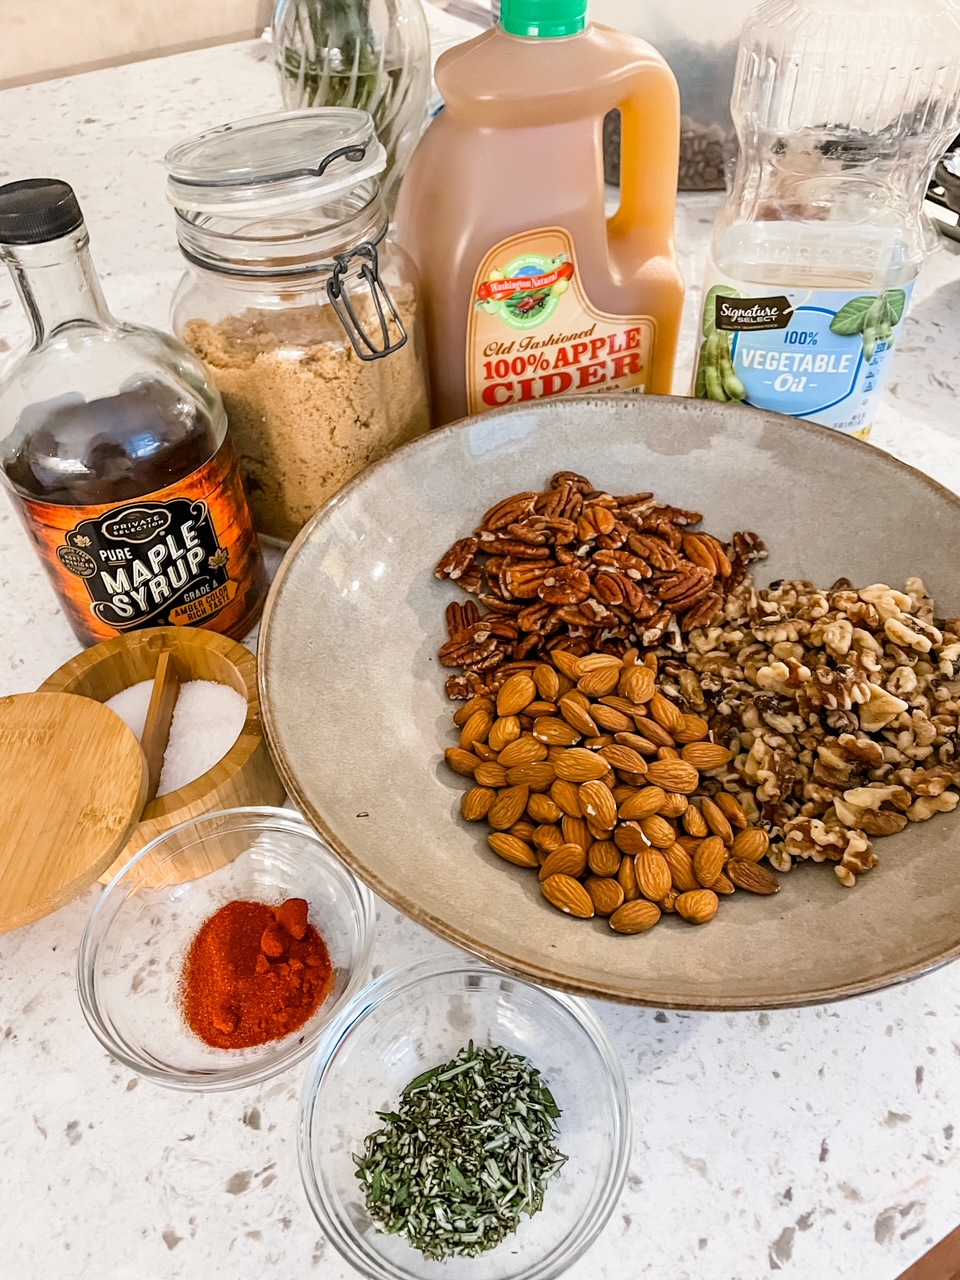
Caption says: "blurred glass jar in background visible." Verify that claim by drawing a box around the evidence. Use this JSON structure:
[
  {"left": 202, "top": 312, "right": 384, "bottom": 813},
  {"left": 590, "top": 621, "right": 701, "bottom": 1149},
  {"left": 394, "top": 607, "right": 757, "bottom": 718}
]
[
  {"left": 592, "top": 0, "right": 756, "bottom": 190},
  {"left": 273, "top": 0, "right": 431, "bottom": 212}
]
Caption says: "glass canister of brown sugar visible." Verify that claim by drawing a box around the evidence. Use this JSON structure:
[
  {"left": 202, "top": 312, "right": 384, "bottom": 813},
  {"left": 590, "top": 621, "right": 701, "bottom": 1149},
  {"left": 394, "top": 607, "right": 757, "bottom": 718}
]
[
  {"left": 0, "top": 179, "right": 267, "bottom": 647},
  {"left": 165, "top": 110, "right": 431, "bottom": 543}
]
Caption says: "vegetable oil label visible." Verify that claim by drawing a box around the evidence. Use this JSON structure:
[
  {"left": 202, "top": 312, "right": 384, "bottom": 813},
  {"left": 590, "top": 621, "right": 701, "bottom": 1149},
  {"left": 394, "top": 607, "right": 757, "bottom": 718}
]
[
  {"left": 693, "top": 277, "right": 914, "bottom": 438},
  {"left": 16, "top": 440, "right": 263, "bottom": 645},
  {"left": 466, "top": 228, "right": 656, "bottom": 415}
]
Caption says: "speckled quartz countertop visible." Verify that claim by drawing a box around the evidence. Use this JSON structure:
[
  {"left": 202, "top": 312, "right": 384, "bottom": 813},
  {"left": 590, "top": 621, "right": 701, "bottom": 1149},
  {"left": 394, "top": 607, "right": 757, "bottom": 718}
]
[{"left": 3, "top": 32, "right": 960, "bottom": 1280}]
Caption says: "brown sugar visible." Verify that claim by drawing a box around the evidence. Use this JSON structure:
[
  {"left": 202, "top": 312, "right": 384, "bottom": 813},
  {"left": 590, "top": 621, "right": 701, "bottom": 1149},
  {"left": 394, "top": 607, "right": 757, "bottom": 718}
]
[{"left": 184, "top": 295, "right": 429, "bottom": 541}]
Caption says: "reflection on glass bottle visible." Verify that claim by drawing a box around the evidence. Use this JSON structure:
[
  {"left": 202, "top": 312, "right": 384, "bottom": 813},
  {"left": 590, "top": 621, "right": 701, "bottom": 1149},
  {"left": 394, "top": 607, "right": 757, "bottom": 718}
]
[{"left": 0, "top": 178, "right": 267, "bottom": 646}]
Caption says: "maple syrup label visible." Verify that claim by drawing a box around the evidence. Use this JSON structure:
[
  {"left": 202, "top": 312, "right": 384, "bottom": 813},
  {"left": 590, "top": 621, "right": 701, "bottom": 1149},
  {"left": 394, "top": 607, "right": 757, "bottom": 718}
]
[
  {"left": 16, "top": 440, "right": 266, "bottom": 645},
  {"left": 466, "top": 227, "right": 656, "bottom": 416}
]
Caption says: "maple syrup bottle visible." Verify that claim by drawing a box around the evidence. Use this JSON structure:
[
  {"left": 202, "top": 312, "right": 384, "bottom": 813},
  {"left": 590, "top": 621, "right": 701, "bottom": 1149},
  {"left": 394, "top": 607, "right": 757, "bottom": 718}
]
[{"left": 0, "top": 179, "right": 266, "bottom": 645}]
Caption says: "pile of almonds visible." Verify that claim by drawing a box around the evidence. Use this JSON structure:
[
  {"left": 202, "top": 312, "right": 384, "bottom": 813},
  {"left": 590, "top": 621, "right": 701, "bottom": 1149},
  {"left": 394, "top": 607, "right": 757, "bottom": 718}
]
[{"left": 444, "top": 647, "right": 779, "bottom": 933}]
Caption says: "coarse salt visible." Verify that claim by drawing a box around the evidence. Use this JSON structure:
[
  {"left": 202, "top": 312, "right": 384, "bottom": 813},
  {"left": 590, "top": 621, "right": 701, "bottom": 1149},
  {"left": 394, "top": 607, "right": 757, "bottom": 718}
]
[{"left": 104, "top": 679, "right": 247, "bottom": 796}]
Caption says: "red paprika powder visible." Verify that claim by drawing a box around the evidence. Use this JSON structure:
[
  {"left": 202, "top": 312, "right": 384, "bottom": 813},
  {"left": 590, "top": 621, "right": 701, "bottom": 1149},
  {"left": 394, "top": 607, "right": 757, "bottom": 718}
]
[{"left": 181, "top": 897, "right": 333, "bottom": 1049}]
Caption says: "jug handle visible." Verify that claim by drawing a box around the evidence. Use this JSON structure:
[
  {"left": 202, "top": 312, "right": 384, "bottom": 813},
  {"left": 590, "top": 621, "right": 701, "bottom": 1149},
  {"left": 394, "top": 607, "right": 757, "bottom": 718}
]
[{"left": 608, "top": 54, "right": 680, "bottom": 245}]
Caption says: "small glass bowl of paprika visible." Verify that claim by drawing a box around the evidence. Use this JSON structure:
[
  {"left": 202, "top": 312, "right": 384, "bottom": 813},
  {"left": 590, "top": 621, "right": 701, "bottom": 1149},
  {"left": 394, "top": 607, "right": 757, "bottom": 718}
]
[{"left": 77, "top": 806, "right": 375, "bottom": 1091}]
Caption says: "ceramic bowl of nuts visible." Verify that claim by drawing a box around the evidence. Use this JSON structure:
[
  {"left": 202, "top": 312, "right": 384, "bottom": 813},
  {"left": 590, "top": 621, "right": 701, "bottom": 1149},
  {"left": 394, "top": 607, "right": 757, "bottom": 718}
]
[{"left": 261, "top": 395, "right": 960, "bottom": 1009}]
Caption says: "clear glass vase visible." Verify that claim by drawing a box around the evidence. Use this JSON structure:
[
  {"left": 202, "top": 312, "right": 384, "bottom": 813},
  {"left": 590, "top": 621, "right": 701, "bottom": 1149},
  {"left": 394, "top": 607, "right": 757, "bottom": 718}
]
[{"left": 273, "top": 0, "right": 431, "bottom": 211}]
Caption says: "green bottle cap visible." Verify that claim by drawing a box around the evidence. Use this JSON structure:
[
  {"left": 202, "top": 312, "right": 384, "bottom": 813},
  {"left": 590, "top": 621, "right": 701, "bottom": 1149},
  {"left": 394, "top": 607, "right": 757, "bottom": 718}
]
[{"left": 500, "top": 0, "right": 588, "bottom": 38}]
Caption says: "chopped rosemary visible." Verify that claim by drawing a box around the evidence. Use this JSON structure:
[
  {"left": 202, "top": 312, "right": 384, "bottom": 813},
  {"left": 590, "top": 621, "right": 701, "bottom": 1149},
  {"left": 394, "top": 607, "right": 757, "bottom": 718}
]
[{"left": 354, "top": 1041, "right": 566, "bottom": 1260}]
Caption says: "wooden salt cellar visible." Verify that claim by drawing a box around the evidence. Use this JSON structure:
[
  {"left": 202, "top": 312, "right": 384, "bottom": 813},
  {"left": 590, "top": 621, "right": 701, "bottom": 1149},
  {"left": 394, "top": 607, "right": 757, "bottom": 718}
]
[{"left": 40, "top": 627, "right": 285, "bottom": 881}]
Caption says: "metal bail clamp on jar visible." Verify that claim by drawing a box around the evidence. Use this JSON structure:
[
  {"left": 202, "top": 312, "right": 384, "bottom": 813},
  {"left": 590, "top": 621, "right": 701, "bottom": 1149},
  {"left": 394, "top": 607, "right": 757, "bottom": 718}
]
[{"left": 164, "top": 110, "right": 431, "bottom": 544}]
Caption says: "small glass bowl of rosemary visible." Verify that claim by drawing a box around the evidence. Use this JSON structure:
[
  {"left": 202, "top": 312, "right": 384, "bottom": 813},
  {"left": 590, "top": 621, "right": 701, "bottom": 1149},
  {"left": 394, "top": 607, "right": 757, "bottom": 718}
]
[{"left": 299, "top": 955, "right": 631, "bottom": 1280}]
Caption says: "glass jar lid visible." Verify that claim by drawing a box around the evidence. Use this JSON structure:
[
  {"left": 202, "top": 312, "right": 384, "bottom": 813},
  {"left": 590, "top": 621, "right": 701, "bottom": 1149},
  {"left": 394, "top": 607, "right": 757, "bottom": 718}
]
[{"left": 164, "top": 109, "right": 387, "bottom": 217}]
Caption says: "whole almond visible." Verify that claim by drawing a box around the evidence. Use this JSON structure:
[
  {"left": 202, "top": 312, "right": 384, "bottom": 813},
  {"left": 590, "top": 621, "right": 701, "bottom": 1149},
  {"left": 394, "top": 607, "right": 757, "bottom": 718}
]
[
  {"left": 699, "top": 796, "right": 734, "bottom": 845},
  {"left": 726, "top": 858, "right": 780, "bottom": 894},
  {"left": 660, "top": 887, "right": 680, "bottom": 913},
  {"left": 461, "top": 786, "right": 497, "bottom": 821},
  {"left": 614, "top": 822, "right": 650, "bottom": 856},
  {"left": 673, "top": 712, "right": 710, "bottom": 743},
  {"left": 681, "top": 742, "right": 734, "bottom": 770},
  {"left": 550, "top": 649, "right": 584, "bottom": 679},
  {"left": 618, "top": 663, "right": 656, "bottom": 705},
  {"left": 657, "top": 746, "right": 681, "bottom": 760},
  {"left": 541, "top": 874, "right": 595, "bottom": 918},
  {"left": 533, "top": 663, "right": 561, "bottom": 702},
  {"left": 676, "top": 889, "right": 719, "bottom": 924},
  {"left": 675, "top": 834, "right": 702, "bottom": 856},
  {"left": 599, "top": 744, "right": 649, "bottom": 775},
  {"left": 714, "top": 792, "right": 749, "bottom": 829},
  {"left": 663, "top": 842, "right": 700, "bottom": 893},
  {"left": 659, "top": 791, "right": 689, "bottom": 818},
  {"left": 618, "top": 786, "right": 667, "bottom": 821},
  {"left": 633, "top": 716, "right": 675, "bottom": 748},
  {"left": 693, "top": 835, "right": 727, "bottom": 888},
  {"left": 561, "top": 814, "right": 592, "bottom": 851},
  {"left": 510, "top": 820, "right": 536, "bottom": 843},
  {"left": 732, "top": 828, "right": 770, "bottom": 862},
  {"left": 473, "top": 743, "right": 498, "bottom": 762},
  {"left": 636, "top": 848, "right": 672, "bottom": 902},
  {"left": 617, "top": 852, "right": 641, "bottom": 900},
  {"left": 640, "top": 814, "right": 676, "bottom": 849},
  {"left": 488, "top": 833, "right": 539, "bottom": 867},
  {"left": 577, "top": 666, "right": 621, "bottom": 697},
  {"left": 682, "top": 804, "right": 709, "bottom": 837},
  {"left": 525, "top": 701, "right": 557, "bottom": 719},
  {"left": 578, "top": 779, "right": 617, "bottom": 830},
  {"left": 614, "top": 731, "right": 660, "bottom": 756},
  {"left": 498, "top": 736, "right": 548, "bottom": 768},
  {"left": 585, "top": 876, "right": 625, "bottom": 916},
  {"left": 474, "top": 761, "right": 508, "bottom": 788},
  {"left": 497, "top": 672, "right": 537, "bottom": 717},
  {"left": 506, "top": 762, "right": 556, "bottom": 791},
  {"left": 532, "top": 824, "right": 564, "bottom": 853},
  {"left": 585, "top": 736, "right": 616, "bottom": 752},
  {"left": 488, "top": 715, "right": 522, "bottom": 754},
  {"left": 444, "top": 747, "right": 480, "bottom": 777},
  {"left": 554, "top": 748, "right": 609, "bottom": 783},
  {"left": 538, "top": 843, "right": 588, "bottom": 881},
  {"left": 577, "top": 653, "right": 623, "bottom": 673},
  {"left": 588, "top": 840, "right": 622, "bottom": 877},
  {"left": 532, "top": 716, "right": 582, "bottom": 746},
  {"left": 453, "top": 695, "right": 495, "bottom": 727},
  {"left": 645, "top": 759, "right": 700, "bottom": 795},
  {"left": 459, "top": 708, "right": 493, "bottom": 751},
  {"left": 650, "top": 692, "right": 685, "bottom": 734},
  {"left": 488, "top": 784, "right": 530, "bottom": 831},
  {"left": 527, "top": 793, "right": 563, "bottom": 824},
  {"left": 550, "top": 778, "right": 583, "bottom": 817},
  {"left": 609, "top": 900, "right": 661, "bottom": 934},
  {"left": 712, "top": 871, "right": 736, "bottom": 895},
  {"left": 600, "top": 695, "right": 642, "bottom": 717},
  {"left": 591, "top": 705, "right": 635, "bottom": 733},
  {"left": 558, "top": 694, "right": 599, "bottom": 736}
]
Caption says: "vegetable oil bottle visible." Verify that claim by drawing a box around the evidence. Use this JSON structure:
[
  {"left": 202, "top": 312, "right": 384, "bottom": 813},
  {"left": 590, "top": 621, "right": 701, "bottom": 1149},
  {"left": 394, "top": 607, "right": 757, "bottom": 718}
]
[
  {"left": 395, "top": 0, "right": 684, "bottom": 425},
  {"left": 693, "top": 0, "right": 960, "bottom": 438}
]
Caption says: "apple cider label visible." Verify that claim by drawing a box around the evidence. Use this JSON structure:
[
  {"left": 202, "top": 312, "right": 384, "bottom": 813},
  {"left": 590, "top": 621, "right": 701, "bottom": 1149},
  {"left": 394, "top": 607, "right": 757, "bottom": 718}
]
[
  {"left": 16, "top": 440, "right": 263, "bottom": 644},
  {"left": 466, "top": 227, "right": 656, "bottom": 415}
]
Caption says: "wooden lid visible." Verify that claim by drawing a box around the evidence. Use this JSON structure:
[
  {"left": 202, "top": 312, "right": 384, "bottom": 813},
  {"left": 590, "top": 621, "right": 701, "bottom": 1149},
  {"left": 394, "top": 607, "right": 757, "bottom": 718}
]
[{"left": 0, "top": 692, "right": 147, "bottom": 932}]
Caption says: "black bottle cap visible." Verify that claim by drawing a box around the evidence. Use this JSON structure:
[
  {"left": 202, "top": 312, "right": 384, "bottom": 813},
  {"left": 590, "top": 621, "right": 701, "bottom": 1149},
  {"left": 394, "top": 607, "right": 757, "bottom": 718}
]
[{"left": 0, "top": 178, "right": 84, "bottom": 246}]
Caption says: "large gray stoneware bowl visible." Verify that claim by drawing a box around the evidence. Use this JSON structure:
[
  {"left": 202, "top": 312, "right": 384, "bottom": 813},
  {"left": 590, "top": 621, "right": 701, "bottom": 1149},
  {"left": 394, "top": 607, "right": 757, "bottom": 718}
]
[{"left": 260, "top": 396, "right": 960, "bottom": 1010}]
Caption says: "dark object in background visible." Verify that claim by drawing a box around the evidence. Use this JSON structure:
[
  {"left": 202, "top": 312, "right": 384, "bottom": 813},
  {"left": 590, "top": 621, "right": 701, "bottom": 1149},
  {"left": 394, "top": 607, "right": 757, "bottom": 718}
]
[{"left": 604, "top": 111, "right": 731, "bottom": 191}]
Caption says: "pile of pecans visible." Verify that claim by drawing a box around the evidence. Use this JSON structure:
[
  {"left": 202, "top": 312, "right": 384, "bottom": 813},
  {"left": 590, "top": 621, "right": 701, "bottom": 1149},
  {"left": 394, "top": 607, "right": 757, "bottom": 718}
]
[
  {"left": 663, "top": 576, "right": 960, "bottom": 886},
  {"left": 444, "top": 647, "right": 779, "bottom": 933},
  {"left": 435, "top": 471, "right": 766, "bottom": 702}
]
